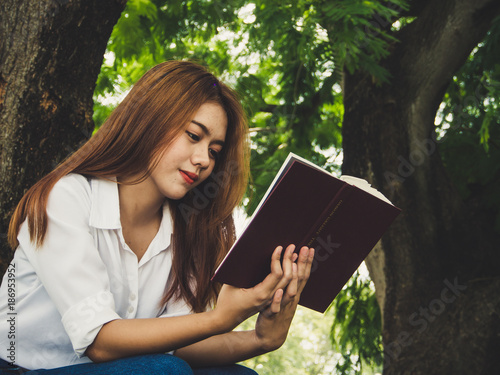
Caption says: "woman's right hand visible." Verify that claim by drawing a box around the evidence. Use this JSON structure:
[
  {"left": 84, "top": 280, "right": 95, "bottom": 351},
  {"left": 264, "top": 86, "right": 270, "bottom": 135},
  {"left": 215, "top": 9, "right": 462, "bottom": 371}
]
[{"left": 213, "top": 244, "right": 297, "bottom": 331}]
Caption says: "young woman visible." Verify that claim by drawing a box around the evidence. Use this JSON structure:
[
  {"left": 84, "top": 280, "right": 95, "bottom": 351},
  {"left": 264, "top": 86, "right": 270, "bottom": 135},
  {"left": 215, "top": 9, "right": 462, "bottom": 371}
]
[{"left": 0, "top": 61, "right": 314, "bottom": 374}]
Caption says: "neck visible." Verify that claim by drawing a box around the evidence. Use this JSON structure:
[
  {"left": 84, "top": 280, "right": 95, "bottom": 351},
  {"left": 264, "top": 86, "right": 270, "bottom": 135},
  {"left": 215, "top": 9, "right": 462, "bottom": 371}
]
[{"left": 117, "top": 176, "right": 165, "bottom": 226}]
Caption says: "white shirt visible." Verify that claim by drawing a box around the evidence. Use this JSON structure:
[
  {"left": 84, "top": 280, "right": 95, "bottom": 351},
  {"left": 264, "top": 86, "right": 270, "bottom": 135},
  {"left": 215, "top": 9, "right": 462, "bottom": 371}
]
[{"left": 0, "top": 174, "right": 191, "bottom": 370}]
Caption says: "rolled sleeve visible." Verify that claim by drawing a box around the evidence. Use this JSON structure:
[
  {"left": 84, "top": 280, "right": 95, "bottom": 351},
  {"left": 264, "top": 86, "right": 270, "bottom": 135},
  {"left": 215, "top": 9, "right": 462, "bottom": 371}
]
[
  {"left": 62, "top": 290, "right": 121, "bottom": 357},
  {"left": 18, "top": 174, "right": 122, "bottom": 356}
]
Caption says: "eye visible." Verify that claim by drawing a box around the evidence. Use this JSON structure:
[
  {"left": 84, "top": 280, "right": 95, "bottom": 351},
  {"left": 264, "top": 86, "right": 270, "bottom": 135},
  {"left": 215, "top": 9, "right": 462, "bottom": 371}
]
[
  {"left": 186, "top": 131, "right": 200, "bottom": 141},
  {"left": 209, "top": 148, "right": 220, "bottom": 161}
]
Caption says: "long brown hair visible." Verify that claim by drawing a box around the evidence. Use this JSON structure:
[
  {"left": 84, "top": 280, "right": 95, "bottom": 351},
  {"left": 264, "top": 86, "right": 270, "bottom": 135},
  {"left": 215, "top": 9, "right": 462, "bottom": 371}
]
[{"left": 8, "top": 60, "right": 250, "bottom": 312}]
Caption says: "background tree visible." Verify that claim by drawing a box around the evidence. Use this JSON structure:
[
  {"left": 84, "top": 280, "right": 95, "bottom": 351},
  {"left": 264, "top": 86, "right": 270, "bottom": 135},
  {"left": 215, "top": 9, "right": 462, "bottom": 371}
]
[
  {"left": 340, "top": 1, "right": 500, "bottom": 373},
  {"left": 0, "top": 0, "right": 127, "bottom": 271},
  {"left": 1, "top": 0, "right": 499, "bottom": 373}
]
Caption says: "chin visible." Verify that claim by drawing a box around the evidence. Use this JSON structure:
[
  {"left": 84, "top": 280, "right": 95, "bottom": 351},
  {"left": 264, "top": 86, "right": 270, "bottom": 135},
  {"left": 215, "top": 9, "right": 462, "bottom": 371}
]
[
  {"left": 163, "top": 188, "right": 190, "bottom": 201},
  {"left": 165, "top": 193, "right": 188, "bottom": 201}
]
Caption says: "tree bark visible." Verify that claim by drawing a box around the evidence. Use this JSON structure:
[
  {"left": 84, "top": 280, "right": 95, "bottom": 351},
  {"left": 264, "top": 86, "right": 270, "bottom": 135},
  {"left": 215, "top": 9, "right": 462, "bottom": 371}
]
[
  {"left": 0, "top": 0, "right": 127, "bottom": 274},
  {"left": 341, "top": 0, "right": 500, "bottom": 373}
]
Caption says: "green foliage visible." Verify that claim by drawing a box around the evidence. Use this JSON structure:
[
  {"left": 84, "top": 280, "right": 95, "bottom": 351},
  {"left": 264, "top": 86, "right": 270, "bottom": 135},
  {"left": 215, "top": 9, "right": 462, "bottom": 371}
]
[
  {"left": 328, "top": 272, "right": 383, "bottom": 374},
  {"left": 437, "top": 16, "right": 500, "bottom": 232},
  {"left": 93, "top": 0, "right": 410, "bottom": 215},
  {"left": 239, "top": 306, "right": 339, "bottom": 375},
  {"left": 319, "top": 0, "right": 408, "bottom": 81},
  {"left": 93, "top": 0, "right": 246, "bottom": 127}
]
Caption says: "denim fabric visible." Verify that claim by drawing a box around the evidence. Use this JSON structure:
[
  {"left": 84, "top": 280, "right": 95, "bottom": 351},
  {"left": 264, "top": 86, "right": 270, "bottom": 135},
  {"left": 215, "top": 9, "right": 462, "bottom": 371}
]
[
  {"left": 0, "top": 356, "right": 258, "bottom": 375},
  {"left": 193, "top": 364, "right": 258, "bottom": 375}
]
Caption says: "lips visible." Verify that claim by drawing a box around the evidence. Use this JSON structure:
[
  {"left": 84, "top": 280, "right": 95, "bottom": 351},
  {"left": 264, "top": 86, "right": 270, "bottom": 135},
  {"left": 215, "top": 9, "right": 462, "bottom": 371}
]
[{"left": 180, "top": 170, "right": 199, "bottom": 185}]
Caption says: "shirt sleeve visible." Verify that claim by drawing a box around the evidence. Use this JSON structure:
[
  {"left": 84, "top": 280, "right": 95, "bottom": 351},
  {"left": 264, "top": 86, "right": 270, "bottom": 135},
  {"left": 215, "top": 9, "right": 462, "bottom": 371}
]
[
  {"left": 17, "top": 174, "right": 122, "bottom": 357},
  {"left": 157, "top": 297, "right": 192, "bottom": 318}
]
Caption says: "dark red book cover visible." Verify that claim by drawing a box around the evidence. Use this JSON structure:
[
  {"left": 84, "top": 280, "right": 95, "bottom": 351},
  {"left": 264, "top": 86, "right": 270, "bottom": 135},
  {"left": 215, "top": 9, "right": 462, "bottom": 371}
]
[{"left": 212, "top": 153, "right": 401, "bottom": 313}]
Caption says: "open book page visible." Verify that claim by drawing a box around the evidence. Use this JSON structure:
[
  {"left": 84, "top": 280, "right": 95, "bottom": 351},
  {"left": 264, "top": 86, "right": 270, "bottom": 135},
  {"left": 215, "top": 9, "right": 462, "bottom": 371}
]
[{"left": 339, "top": 175, "right": 393, "bottom": 204}]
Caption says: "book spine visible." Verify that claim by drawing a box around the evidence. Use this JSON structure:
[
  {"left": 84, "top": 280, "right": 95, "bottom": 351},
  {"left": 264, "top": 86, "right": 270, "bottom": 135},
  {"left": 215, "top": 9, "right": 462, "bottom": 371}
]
[{"left": 300, "top": 183, "right": 353, "bottom": 248}]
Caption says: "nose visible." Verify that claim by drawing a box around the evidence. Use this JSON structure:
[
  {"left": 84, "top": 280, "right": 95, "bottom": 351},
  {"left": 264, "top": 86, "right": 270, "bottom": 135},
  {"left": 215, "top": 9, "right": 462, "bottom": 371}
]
[{"left": 192, "top": 145, "right": 211, "bottom": 170}]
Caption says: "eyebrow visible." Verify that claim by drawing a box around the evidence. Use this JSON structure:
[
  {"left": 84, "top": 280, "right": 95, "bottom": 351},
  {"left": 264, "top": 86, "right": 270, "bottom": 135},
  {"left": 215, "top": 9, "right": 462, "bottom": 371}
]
[{"left": 191, "top": 120, "right": 225, "bottom": 147}]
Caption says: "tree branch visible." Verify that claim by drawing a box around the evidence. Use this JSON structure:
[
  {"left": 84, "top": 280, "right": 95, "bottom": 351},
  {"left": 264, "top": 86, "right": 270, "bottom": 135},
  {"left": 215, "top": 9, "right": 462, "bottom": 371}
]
[{"left": 395, "top": 0, "right": 500, "bottom": 128}]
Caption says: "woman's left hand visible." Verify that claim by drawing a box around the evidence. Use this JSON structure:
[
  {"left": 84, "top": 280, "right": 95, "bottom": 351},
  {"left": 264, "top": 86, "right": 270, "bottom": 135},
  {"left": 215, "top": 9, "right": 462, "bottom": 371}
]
[{"left": 253, "top": 245, "right": 314, "bottom": 352}]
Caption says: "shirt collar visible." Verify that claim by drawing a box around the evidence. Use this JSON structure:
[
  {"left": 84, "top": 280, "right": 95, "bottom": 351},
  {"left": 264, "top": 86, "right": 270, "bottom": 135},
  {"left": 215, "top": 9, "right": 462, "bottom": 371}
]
[
  {"left": 89, "top": 177, "right": 121, "bottom": 229},
  {"left": 88, "top": 177, "right": 173, "bottom": 258},
  {"left": 139, "top": 203, "right": 173, "bottom": 266}
]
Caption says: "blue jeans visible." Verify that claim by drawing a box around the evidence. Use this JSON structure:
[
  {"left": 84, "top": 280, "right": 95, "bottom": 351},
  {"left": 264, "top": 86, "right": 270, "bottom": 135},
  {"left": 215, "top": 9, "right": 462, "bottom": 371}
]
[{"left": 0, "top": 355, "right": 258, "bottom": 375}]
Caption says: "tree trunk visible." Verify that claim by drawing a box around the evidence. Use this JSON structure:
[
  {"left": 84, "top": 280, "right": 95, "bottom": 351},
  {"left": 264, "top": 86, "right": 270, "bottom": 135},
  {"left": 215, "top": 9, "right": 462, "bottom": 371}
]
[
  {"left": 0, "top": 0, "right": 127, "bottom": 275},
  {"left": 341, "top": 0, "right": 500, "bottom": 373}
]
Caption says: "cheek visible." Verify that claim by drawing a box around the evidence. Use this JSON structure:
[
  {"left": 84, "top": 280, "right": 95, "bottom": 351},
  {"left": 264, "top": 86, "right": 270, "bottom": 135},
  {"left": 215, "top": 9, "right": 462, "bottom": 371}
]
[
  {"left": 198, "top": 164, "right": 216, "bottom": 184},
  {"left": 160, "top": 144, "right": 185, "bottom": 165}
]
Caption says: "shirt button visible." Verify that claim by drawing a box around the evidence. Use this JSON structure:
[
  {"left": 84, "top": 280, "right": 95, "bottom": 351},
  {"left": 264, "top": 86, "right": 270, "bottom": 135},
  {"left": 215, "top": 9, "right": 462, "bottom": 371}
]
[
  {"left": 128, "top": 306, "right": 135, "bottom": 313},
  {"left": 130, "top": 293, "right": 136, "bottom": 301}
]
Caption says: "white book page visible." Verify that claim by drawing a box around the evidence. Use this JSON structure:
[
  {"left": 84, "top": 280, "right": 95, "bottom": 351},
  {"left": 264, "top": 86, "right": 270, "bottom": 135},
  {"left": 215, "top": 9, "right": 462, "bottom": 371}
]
[{"left": 339, "top": 175, "right": 393, "bottom": 205}]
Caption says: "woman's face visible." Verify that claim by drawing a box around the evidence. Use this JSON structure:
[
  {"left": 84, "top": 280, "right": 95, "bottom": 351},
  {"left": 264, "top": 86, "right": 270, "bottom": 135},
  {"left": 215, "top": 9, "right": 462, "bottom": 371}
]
[{"left": 149, "top": 102, "right": 228, "bottom": 200}]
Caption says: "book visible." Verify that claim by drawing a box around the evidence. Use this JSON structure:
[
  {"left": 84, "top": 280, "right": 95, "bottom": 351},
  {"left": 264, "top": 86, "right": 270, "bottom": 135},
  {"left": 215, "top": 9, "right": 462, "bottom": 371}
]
[{"left": 212, "top": 153, "right": 401, "bottom": 313}]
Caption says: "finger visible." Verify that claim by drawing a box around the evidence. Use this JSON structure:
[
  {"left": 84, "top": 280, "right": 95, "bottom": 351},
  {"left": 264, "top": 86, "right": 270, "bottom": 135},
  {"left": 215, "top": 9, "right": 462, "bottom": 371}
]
[
  {"left": 256, "top": 246, "right": 285, "bottom": 299},
  {"left": 270, "top": 245, "right": 284, "bottom": 275},
  {"left": 261, "top": 288, "right": 284, "bottom": 318},
  {"left": 304, "top": 247, "right": 315, "bottom": 279},
  {"left": 282, "top": 244, "right": 295, "bottom": 279},
  {"left": 261, "top": 246, "right": 284, "bottom": 284},
  {"left": 269, "top": 288, "right": 283, "bottom": 314},
  {"left": 275, "top": 244, "right": 295, "bottom": 291},
  {"left": 296, "top": 246, "right": 310, "bottom": 280},
  {"left": 283, "top": 262, "right": 298, "bottom": 304},
  {"left": 296, "top": 247, "right": 314, "bottom": 293}
]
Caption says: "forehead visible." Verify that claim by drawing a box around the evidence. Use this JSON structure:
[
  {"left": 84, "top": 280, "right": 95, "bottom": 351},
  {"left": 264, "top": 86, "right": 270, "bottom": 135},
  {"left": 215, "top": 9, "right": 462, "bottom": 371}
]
[{"left": 191, "top": 103, "right": 227, "bottom": 141}]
